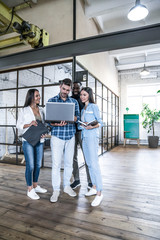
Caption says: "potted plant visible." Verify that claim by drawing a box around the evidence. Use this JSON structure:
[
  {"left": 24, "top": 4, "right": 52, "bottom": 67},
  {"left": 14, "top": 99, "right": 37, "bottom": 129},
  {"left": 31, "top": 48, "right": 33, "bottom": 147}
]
[{"left": 141, "top": 103, "right": 160, "bottom": 148}]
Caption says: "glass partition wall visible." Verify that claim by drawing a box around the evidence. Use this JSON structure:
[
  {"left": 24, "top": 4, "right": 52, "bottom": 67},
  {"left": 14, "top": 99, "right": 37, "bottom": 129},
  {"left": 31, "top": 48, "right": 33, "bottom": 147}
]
[{"left": 0, "top": 60, "right": 119, "bottom": 166}]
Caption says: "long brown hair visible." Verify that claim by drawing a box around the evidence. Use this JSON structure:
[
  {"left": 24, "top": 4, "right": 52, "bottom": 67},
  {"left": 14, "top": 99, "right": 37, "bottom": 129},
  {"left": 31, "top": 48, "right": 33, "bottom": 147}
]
[
  {"left": 80, "top": 87, "right": 95, "bottom": 103},
  {"left": 24, "top": 89, "right": 39, "bottom": 107}
]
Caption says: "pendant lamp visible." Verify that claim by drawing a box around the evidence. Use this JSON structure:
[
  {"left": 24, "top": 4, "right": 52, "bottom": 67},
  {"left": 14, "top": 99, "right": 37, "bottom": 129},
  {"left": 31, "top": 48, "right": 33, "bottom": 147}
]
[
  {"left": 140, "top": 64, "right": 150, "bottom": 76},
  {"left": 128, "top": 0, "right": 149, "bottom": 21}
]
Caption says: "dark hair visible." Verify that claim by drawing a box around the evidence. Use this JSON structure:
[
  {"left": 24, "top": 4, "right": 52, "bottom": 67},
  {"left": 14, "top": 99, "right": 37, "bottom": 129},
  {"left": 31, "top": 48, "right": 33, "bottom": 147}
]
[
  {"left": 80, "top": 87, "right": 95, "bottom": 103},
  {"left": 59, "top": 78, "right": 72, "bottom": 87},
  {"left": 73, "top": 81, "right": 82, "bottom": 86},
  {"left": 24, "top": 89, "right": 39, "bottom": 107}
]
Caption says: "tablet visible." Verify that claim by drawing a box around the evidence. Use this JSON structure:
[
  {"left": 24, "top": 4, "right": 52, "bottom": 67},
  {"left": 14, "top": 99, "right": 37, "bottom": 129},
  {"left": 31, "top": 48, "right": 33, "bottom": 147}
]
[{"left": 45, "top": 102, "right": 75, "bottom": 123}]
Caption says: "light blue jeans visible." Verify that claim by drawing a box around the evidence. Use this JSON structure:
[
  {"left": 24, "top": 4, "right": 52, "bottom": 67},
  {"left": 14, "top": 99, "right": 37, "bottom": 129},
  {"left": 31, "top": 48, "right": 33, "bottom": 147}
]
[
  {"left": 73, "top": 131, "right": 91, "bottom": 183},
  {"left": 22, "top": 141, "right": 44, "bottom": 186},
  {"left": 82, "top": 136, "right": 103, "bottom": 192},
  {"left": 51, "top": 135, "right": 75, "bottom": 191}
]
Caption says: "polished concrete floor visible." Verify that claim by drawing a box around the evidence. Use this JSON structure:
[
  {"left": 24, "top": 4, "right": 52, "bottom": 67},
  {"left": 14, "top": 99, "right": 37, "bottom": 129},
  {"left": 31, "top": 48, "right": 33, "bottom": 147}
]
[{"left": 0, "top": 145, "right": 160, "bottom": 240}]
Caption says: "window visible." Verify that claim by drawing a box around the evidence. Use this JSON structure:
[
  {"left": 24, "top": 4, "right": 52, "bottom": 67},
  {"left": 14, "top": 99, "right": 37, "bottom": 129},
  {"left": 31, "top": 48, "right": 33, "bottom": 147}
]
[
  {"left": 127, "top": 83, "right": 160, "bottom": 111},
  {"left": 127, "top": 83, "right": 160, "bottom": 141},
  {"left": 0, "top": 61, "right": 119, "bottom": 164}
]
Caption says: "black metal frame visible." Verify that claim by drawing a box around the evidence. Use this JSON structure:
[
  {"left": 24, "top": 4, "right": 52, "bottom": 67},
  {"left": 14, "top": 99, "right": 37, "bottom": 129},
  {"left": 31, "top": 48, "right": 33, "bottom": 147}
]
[
  {"left": 1, "top": 23, "right": 160, "bottom": 72},
  {"left": 76, "top": 61, "right": 119, "bottom": 154},
  {"left": 0, "top": 59, "right": 119, "bottom": 165}
]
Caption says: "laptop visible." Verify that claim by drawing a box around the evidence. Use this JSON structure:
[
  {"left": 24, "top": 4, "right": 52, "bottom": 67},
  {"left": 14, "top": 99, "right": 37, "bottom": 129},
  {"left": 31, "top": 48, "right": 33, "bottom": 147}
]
[{"left": 45, "top": 102, "right": 75, "bottom": 123}]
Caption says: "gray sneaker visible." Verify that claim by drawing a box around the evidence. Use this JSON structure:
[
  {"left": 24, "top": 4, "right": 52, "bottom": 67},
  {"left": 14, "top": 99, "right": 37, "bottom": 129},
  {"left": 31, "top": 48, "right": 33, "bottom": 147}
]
[
  {"left": 64, "top": 186, "right": 77, "bottom": 197},
  {"left": 50, "top": 190, "right": 60, "bottom": 203}
]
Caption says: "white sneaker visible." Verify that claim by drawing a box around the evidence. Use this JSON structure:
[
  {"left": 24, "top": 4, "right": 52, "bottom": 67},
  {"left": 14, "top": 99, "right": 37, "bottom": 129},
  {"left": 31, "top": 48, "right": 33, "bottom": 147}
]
[
  {"left": 64, "top": 186, "right": 77, "bottom": 197},
  {"left": 50, "top": 191, "right": 60, "bottom": 203},
  {"left": 85, "top": 188, "right": 97, "bottom": 196},
  {"left": 34, "top": 185, "right": 47, "bottom": 193},
  {"left": 27, "top": 188, "right": 40, "bottom": 200},
  {"left": 91, "top": 194, "right": 103, "bottom": 207}
]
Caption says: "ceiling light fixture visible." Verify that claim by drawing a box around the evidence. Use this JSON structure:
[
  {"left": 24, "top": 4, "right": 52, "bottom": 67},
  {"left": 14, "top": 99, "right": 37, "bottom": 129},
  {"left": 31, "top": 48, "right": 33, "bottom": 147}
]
[
  {"left": 127, "top": 0, "right": 149, "bottom": 21},
  {"left": 140, "top": 64, "right": 150, "bottom": 76}
]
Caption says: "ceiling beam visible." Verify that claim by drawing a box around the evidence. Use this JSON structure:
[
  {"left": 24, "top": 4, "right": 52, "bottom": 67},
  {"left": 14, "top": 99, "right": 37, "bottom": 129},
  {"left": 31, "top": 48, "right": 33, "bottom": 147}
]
[{"left": 0, "top": 23, "right": 160, "bottom": 72}]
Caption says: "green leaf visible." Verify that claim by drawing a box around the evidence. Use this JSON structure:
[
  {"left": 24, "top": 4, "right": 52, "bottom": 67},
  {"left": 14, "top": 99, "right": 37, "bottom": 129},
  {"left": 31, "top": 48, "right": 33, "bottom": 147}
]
[{"left": 141, "top": 103, "right": 160, "bottom": 136}]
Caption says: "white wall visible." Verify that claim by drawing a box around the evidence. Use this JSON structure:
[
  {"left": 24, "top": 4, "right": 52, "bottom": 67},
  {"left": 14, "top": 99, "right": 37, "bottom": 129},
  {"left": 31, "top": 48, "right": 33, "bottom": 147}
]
[
  {"left": 76, "top": 0, "right": 100, "bottom": 39},
  {"left": 77, "top": 53, "right": 119, "bottom": 95},
  {"left": 119, "top": 72, "right": 160, "bottom": 144},
  {"left": 76, "top": 0, "right": 119, "bottom": 95}
]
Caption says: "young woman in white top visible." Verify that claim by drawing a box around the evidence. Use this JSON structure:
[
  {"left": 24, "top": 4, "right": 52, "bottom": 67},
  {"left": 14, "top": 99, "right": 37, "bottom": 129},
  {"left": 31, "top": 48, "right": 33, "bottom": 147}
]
[{"left": 16, "top": 89, "right": 47, "bottom": 200}]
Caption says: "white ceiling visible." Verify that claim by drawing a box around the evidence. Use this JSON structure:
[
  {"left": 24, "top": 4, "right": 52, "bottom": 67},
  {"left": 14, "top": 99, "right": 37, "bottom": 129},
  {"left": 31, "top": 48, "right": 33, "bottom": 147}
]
[
  {"left": 84, "top": 0, "right": 160, "bottom": 75},
  {"left": 1, "top": 0, "right": 160, "bottom": 77}
]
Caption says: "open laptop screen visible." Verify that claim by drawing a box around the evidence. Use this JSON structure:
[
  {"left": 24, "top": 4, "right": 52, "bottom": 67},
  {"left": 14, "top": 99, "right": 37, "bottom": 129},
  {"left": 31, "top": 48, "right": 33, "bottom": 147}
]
[{"left": 45, "top": 102, "right": 75, "bottom": 123}]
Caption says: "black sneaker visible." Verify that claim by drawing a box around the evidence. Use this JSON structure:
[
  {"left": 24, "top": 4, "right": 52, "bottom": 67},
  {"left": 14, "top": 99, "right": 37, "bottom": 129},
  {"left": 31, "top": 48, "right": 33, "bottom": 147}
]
[
  {"left": 87, "top": 183, "right": 93, "bottom": 189},
  {"left": 70, "top": 180, "right": 81, "bottom": 189}
]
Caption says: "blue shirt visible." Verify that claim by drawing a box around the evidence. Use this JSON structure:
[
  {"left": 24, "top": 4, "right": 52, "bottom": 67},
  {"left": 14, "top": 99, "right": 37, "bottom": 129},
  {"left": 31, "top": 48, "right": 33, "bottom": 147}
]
[
  {"left": 48, "top": 94, "right": 80, "bottom": 140},
  {"left": 78, "top": 103, "right": 103, "bottom": 139}
]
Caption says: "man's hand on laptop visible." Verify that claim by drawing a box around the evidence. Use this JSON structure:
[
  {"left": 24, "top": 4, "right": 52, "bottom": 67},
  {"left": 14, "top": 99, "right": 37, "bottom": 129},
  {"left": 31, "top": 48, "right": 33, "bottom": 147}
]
[
  {"left": 50, "top": 121, "right": 67, "bottom": 126},
  {"left": 74, "top": 116, "right": 77, "bottom": 122}
]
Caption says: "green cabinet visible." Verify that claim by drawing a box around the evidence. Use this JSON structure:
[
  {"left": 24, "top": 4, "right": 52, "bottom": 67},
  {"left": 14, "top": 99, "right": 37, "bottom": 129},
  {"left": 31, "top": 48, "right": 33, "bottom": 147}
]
[{"left": 124, "top": 114, "right": 139, "bottom": 139}]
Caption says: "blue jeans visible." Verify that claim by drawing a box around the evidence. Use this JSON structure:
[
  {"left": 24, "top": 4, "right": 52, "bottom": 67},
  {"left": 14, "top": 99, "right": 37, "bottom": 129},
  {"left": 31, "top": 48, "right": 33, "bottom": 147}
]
[
  {"left": 22, "top": 141, "right": 44, "bottom": 186},
  {"left": 82, "top": 136, "right": 103, "bottom": 192}
]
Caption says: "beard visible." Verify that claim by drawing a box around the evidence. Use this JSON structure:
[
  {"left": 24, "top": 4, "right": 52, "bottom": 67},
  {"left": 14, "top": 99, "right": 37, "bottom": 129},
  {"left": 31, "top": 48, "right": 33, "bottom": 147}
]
[{"left": 60, "top": 93, "right": 67, "bottom": 98}]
